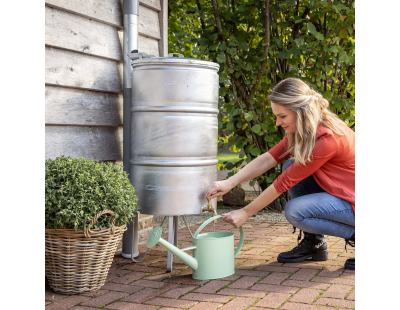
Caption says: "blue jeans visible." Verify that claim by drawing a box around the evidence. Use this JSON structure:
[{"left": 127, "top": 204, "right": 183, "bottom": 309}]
[{"left": 282, "top": 159, "right": 355, "bottom": 240}]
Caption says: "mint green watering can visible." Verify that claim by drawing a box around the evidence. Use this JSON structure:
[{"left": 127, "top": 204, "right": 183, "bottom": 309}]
[{"left": 146, "top": 215, "right": 244, "bottom": 280}]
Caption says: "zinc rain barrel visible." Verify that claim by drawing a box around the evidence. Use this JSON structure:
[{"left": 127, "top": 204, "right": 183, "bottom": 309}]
[{"left": 130, "top": 54, "right": 220, "bottom": 215}]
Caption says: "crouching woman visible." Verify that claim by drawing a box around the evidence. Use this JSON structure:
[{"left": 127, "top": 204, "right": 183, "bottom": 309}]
[{"left": 206, "top": 78, "right": 355, "bottom": 270}]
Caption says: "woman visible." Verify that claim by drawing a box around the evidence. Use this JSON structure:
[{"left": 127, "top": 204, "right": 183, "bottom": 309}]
[{"left": 206, "top": 78, "right": 355, "bottom": 270}]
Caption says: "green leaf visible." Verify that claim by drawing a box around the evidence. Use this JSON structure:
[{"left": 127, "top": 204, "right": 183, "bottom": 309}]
[
  {"left": 294, "top": 38, "right": 304, "bottom": 46},
  {"left": 251, "top": 124, "right": 261, "bottom": 133},
  {"left": 216, "top": 51, "right": 226, "bottom": 63},
  {"left": 228, "top": 40, "right": 238, "bottom": 47},
  {"left": 244, "top": 112, "right": 254, "bottom": 121},
  {"left": 330, "top": 45, "right": 339, "bottom": 53},
  {"left": 307, "top": 22, "right": 317, "bottom": 33},
  {"left": 345, "top": 56, "right": 355, "bottom": 64},
  {"left": 277, "top": 52, "right": 291, "bottom": 59},
  {"left": 199, "top": 38, "right": 209, "bottom": 46},
  {"left": 339, "top": 28, "right": 348, "bottom": 39},
  {"left": 237, "top": 4, "right": 246, "bottom": 12},
  {"left": 225, "top": 162, "right": 234, "bottom": 170},
  {"left": 240, "top": 42, "right": 249, "bottom": 50},
  {"left": 313, "top": 32, "right": 325, "bottom": 41},
  {"left": 219, "top": 43, "right": 227, "bottom": 51},
  {"left": 250, "top": 147, "right": 261, "bottom": 157},
  {"left": 209, "top": 33, "right": 218, "bottom": 41}
]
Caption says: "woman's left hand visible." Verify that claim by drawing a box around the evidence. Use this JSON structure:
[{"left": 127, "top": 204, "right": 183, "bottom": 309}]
[{"left": 221, "top": 209, "right": 250, "bottom": 227}]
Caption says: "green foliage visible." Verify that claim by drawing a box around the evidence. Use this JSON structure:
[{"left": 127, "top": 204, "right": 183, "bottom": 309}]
[
  {"left": 169, "top": 0, "right": 355, "bottom": 208},
  {"left": 45, "top": 156, "right": 139, "bottom": 230}
]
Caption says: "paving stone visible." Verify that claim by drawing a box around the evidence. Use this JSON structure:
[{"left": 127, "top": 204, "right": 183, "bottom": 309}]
[
  {"left": 105, "top": 302, "right": 158, "bottom": 310},
  {"left": 189, "top": 302, "right": 223, "bottom": 310},
  {"left": 119, "top": 264, "right": 164, "bottom": 273},
  {"left": 195, "top": 280, "right": 230, "bottom": 293},
  {"left": 45, "top": 295, "right": 91, "bottom": 310},
  {"left": 259, "top": 272, "right": 290, "bottom": 285},
  {"left": 223, "top": 275, "right": 241, "bottom": 281},
  {"left": 255, "top": 265, "right": 299, "bottom": 273},
  {"left": 45, "top": 289, "right": 69, "bottom": 302},
  {"left": 79, "top": 289, "right": 109, "bottom": 297},
  {"left": 130, "top": 279, "right": 168, "bottom": 288},
  {"left": 67, "top": 307, "right": 99, "bottom": 310},
  {"left": 237, "top": 259, "right": 268, "bottom": 270},
  {"left": 317, "top": 266, "right": 344, "bottom": 278},
  {"left": 81, "top": 291, "right": 129, "bottom": 307},
  {"left": 109, "top": 271, "right": 147, "bottom": 285},
  {"left": 255, "top": 292, "right": 291, "bottom": 308},
  {"left": 121, "top": 288, "right": 160, "bottom": 303},
  {"left": 311, "top": 276, "right": 354, "bottom": 285},
  {"left": 180, "top": 293, "right": 232, "bottom": 303},
  {"left": 144, "top": 297, "right": 198, "bottom": 308},
  {"left": 289, "top": 288, "right": 322, "bottom": 303},
  {"left": 315, "top": 297, "right": 355, "bottom": 308},
  {"left": 281, "top": 280, "right": 330, "bottom": 289},
  {"left": 322, "top": 284, "right": 353, "bottom": 299},
  {"left": 281, "top": 302, "right": 335, "bottom": 309},
  {"left": 101, "top": 283, "right": 144, "bottom": 294},
  {"left": 159, "top": 285, "right": 198, "bottom": 298},
  {"left": 228, "top": 276, "right": 261, "bottom": 289},
  {"left": 282, "top": 262, "right": 324, "bottom": 269},
  {"left": 218, "top": 297, "right": 258, "bottom": 310},
  {"left": 290, "top": 269, "right": 319, "bottom": 281},
  {"left": 251, "top": 283, "right": 299, "bottom": 293},
  {"left": 217, "top": 288, "right": 266, "bottom": 298},
  {"left": 236, "top": 269, "right": 270, "bottom": 277},
  {"left": 164, "top": 273, "right": 210, "bottom": 285}
]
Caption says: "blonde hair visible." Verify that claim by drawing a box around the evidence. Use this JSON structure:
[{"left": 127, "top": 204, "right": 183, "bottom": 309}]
[{"left": 268, "top": 78, "right": 347, "bottom": 165}]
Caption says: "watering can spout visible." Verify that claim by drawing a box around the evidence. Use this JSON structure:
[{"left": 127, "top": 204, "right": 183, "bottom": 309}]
[{"left": 146, "top": 227, "right": 199, "bottom": 270}]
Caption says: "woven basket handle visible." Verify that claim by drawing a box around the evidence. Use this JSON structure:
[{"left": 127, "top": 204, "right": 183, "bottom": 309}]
[{"left": 84, "top": 210, "right": 116, "bottom": 238}]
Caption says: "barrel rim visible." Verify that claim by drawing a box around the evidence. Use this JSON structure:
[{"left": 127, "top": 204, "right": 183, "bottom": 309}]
[{"left": 131, "top": 57, "right": 220, "bottom": 70}]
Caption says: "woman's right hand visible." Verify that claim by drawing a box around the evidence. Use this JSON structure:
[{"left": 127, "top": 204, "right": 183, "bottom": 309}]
[{"left": 206, "top": 179, "right": 234, "bottom": 201}]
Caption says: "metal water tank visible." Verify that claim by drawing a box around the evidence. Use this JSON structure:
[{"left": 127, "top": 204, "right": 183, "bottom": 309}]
[{"left": 130, "top": 54, "right": 219, "bottom": 215}]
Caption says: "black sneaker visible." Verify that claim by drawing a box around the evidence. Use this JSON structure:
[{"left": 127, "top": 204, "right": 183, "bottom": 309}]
[{"left": 277, "top": 232, "right": 329, "bottom": 263}]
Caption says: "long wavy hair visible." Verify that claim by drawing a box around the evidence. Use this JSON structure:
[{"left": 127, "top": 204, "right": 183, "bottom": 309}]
[{"left": 268, "top": 78, "right": 348, "bottom": 165}]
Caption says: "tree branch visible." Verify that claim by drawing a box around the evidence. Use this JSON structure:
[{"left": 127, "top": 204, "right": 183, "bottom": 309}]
[
  {"left": 248, "top": 0, "right": 270, "bottom": 101},
  {"left": 211, "top": 0, "right": 249, "bottom": 103},
  {"left": 196, "top": 0, "right": 206, "bottom": 30}
]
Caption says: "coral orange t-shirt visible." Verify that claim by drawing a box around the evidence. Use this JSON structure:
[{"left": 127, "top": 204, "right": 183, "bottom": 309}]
[{"left": 268, "top": 124, "right": 355, "bottom": 213}]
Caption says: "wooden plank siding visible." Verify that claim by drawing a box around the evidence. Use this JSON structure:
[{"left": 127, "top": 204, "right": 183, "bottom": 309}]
[{"left": 45, "top": 0, "right": 166, "bottom": 161}]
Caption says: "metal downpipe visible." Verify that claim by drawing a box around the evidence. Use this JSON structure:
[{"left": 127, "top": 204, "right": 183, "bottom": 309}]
[{"left": 122, "top": 0, "right": 139, "bottom": 259}]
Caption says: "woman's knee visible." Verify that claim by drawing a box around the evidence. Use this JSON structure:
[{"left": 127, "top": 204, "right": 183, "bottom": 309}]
[
  {"left": 282, "top": 158, "right": 295, "bottom": 172},
  {"left": 284, "top": 199, "right": 301, "bottom": 225}
]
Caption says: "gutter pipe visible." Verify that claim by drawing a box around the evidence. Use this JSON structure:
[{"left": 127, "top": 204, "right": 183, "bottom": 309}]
[{"left": 122, "top": 0, "right": 139, "bottom": 259}]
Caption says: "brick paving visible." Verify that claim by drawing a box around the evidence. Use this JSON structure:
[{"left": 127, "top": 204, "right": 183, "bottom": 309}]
[{"left": 45, "top": 220, "right": 355, "bottom": 309}]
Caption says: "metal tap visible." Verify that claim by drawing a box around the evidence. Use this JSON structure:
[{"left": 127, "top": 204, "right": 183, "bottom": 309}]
[{"left": 201, "top": 199, "right": 218, "bottom": 223}]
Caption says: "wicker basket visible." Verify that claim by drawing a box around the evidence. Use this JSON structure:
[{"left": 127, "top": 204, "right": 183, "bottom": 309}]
[{"left": 45, "top": 210, "right": 127, "bottom": 294}]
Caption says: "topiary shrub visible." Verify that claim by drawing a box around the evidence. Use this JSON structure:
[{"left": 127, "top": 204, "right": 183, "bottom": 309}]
[{"left": 45, "top": 156, "right": 139, "bottom": 230}]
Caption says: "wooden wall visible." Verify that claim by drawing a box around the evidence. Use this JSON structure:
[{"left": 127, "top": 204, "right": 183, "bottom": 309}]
[{"left": 45, "top": 0, "right": 168, "bottom": 161}]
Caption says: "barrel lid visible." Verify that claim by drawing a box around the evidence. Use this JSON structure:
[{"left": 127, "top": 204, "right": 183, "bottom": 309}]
[{"left": 130, "top": 53, "right": 219, "bottom": 71}]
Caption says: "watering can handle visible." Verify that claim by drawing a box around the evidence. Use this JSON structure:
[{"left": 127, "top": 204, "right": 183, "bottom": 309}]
[{"left": 193, "top": 215, "right": 244, "bottom": 257}]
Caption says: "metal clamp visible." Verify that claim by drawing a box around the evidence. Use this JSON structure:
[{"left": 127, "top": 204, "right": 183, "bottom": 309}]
[
  {"left": 168, "top": 53, "right": 184, "bottom": 58},
  {"left": 129, "top": 52, "right": 156, "bottom": 61}
]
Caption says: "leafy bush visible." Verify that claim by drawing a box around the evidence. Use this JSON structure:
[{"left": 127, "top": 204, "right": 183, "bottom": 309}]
[
  {"left": 45, "top": 156, "right": 139, "bottom": 230},
  {"left": 169, "top": 0, "right": 355, "bottom": 210}
]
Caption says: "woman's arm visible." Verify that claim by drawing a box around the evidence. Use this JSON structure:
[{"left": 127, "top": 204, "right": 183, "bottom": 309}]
[
  {"left": 222, "top": 183, "right": 280, "bottom": 227},
  {"left": 206, "top": 152, "right": 278, "bottom": 200},
  {"left": 229, "top": 152, "right": 278, "bottom": 188}
]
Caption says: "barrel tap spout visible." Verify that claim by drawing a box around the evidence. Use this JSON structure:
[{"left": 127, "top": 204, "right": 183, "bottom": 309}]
[{"left": 201, "top": 199, "right": 218, "bottom": 223}]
